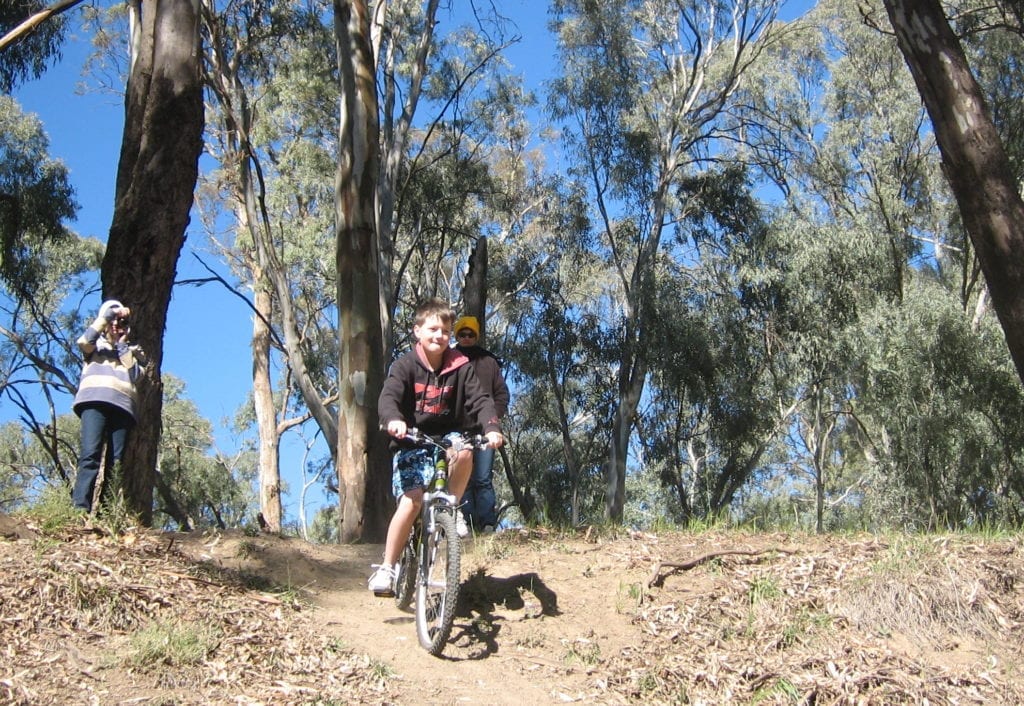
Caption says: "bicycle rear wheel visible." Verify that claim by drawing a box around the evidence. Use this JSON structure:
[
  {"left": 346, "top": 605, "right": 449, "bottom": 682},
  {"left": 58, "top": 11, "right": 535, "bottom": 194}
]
[
  {"left": 415, "top": 508, "right": 461, "bottom": 655},
  {"left": 394, "top": 530, "right": 417, "bottom": 611}
]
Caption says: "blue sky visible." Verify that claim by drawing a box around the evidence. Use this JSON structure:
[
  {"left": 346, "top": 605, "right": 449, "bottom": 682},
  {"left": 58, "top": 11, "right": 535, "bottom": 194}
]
[
  {"left": 7, "top": 0, "right": 814, "bottom": 526},
  {"left": 7, "top": 0, "right": 558, "bottom": 527}
]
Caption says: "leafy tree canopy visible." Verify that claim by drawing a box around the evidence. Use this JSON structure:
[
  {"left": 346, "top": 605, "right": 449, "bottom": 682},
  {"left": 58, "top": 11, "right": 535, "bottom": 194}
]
[
  {"left": 0, "top": 95, "right": 78, "bottom": 296},
  {"left": 0, "top": 0, "right": 67, "bottom": 92}
]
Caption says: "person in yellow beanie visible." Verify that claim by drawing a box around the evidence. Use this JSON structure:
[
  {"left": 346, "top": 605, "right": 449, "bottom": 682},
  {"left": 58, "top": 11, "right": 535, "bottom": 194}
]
[{"left": 453, "top": 315, "right": 510, "bottom": 533}]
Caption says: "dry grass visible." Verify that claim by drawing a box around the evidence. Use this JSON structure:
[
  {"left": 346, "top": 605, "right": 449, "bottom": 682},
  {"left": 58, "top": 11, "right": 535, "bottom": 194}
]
[
  {"left": 0, "top": 518, "right": 388, "bottom": 705},
  {"left": 1, "top": 515, "right": 1022, "bottom": 705},
  {"left": 611, "top": 531, "right": 1024, "bottom": 704}
]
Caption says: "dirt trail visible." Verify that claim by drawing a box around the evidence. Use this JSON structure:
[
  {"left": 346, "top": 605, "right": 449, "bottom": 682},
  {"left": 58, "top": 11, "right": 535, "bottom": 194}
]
[
  {"left": 5, "top": 519, "right": 1022, "bottom": 704},
  {"left": 183, "top": 529, "right": 656, "bottom": 704}
]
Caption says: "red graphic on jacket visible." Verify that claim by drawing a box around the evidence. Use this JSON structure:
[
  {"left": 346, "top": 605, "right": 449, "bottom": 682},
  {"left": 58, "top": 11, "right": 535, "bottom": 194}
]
[{"left": 414, "top": 380, "right": 454, "bottom": 416}]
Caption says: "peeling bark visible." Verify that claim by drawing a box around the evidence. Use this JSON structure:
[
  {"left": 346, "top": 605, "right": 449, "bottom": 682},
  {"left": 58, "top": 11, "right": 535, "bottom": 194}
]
[{"left": 335, "top": 0, "right": 386, "bottom": 542}]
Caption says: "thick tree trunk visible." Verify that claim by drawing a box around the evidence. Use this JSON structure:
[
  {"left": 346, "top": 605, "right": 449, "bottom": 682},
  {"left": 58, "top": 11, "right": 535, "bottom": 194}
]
[
  {"left": 335, "top": 0, "right": 386, "bottom": 543},
  {"left": 884, "top": 0, "right": 1024, "bottom": 385},
  {"left": 102, "top": 0, "right": 203, "bottom": 525}
]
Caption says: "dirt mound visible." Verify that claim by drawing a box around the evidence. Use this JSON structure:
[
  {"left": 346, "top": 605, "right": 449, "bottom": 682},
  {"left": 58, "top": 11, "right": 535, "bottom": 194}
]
[{"left": 1, "top": 515, "right": 1022, "bottom": 704}]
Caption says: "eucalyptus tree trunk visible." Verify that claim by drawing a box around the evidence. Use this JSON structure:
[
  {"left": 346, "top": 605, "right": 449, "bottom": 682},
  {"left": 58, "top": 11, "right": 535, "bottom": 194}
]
[
  {"left": 884, "top": 0, "right": 1024, "bottom": 385},
  {"left": 102, "top": 0, "right": 203, "bottom": 525},
  {"left": 251, "top": 277, "right": 282, "bottom": 532},
  {"left": 334, "top": 0, "right": 386, "bottom": 542},
  {"left": 374, "top": 0, "right": 441, "bottom": 347}
]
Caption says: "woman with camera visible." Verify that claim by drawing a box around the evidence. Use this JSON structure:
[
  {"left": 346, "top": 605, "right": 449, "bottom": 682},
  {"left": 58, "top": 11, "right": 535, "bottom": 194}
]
[{"left": 71, "top": 299, "right": 148, "bottom": 513}]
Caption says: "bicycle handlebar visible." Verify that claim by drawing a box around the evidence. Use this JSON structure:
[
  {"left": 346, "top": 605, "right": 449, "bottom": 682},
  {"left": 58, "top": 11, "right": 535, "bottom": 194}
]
[{"left": 402, "top": 427, "right": 490, "bottom": 452}]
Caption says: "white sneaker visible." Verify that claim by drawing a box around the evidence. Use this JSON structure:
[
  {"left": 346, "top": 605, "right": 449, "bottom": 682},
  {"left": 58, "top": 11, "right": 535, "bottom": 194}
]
[
  {"left": 455, "top": 513, "right": 469, "bottom": 538},
  {"left": 368, "top": 564, "right": 396, "bottom": 596}
]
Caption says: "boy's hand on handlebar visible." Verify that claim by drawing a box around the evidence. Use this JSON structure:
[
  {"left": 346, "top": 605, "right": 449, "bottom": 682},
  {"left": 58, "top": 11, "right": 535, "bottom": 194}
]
[
  {"left": 386, "top": 420, "right": 408, "bottom": 439},
  {"left": 485, "top": 431, "right": 504, "bottom": 449}
]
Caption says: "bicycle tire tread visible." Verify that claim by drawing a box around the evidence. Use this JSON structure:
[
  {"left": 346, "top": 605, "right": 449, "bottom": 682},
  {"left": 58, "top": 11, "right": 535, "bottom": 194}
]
[{"left": 415, "top": 509, "right": 461, "bottom": 655}]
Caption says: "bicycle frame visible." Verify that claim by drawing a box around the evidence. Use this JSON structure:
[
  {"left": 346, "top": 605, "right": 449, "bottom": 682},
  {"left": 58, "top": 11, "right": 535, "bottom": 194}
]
[{"left": 392, "top": 429, "right": 483, "bottom": 655}]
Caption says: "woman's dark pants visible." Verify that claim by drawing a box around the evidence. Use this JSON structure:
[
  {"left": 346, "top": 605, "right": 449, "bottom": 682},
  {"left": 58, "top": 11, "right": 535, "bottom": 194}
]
[{"left": 72, "top": 404, "right": 133, "bottom": 512}]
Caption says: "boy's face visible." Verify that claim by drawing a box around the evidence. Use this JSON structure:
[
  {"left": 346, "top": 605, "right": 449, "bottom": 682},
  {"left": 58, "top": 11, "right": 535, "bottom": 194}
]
[{"left": 413, "top": 314, "right": 451, "bottom": 357}]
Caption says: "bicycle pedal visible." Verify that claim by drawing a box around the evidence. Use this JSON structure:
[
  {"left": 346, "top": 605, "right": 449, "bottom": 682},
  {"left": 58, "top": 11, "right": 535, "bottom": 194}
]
[{"left": 373, "top": 588, "right": 396, "bottom": 598}]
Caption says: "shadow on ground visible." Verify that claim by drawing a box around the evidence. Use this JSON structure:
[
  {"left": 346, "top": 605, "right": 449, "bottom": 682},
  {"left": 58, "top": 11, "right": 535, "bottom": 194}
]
[{"left": 438, "top": 569, "right": 560, "bottom": 658}]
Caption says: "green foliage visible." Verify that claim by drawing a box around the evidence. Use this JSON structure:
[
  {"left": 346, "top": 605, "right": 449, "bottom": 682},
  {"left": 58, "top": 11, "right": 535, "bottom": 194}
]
[
  {"left": 752, "top": 678, "right": 800, "bottom": 704},
  {"left": 20, "top": 482, "right": 80, "bottom": 532},
  {"left": 0, "top": 99, "right": 104, "bottom": 507},
  {"left": 0, "top": 422, "right": 35, "bottom": 511},
  {"left": 0, "top": 95, "right": 80, "bottom": 295},
  {"left": 154, "top": 375, "right": 257, "bottom": 531},
  {"left": 366, "top": 657, "right": 395, "bottom": 681},
  {"left": 747, "top": 576, "right": 781, "bottom": 605},
  {"left": 307, "top": 503, "right": 339, "bottom": 544},
  {"left": 94, "top": 461, "right": 141, "bottom": 535},
  {"left": 563, "top": 637, "right": 602, "bottom": 667},
  {"left": 0, "top": 2, "right": 67, "bottom": 92},
  {"left": 850, "top": 280, "right": 1024, "bottom": 529},
  {"left": 615, "top": 580, "right": 646, "bottom": 615}
]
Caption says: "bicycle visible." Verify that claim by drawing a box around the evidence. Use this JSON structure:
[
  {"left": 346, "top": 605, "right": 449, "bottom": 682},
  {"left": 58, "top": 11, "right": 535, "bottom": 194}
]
[{"left": 391, "top": 428, "right": 488, "bottom": 655}]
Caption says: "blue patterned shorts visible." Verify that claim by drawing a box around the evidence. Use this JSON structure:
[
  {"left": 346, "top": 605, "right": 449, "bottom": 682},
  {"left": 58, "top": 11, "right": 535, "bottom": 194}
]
[
  {"left": 391, "top": 432, "right": 463, "bottom": 498},
  {"left": 391, "top": 447, "right": 435, "bottom": 498}
]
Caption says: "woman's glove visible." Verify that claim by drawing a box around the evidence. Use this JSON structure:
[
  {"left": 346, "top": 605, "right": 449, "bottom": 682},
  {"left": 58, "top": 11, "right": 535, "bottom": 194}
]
[{"left": 99, "top": 299, "right": 124, "bottom": 322}]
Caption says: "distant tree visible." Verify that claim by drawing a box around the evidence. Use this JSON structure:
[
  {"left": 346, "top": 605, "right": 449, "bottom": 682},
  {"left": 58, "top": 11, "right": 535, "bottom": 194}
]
[
  {"left": 511, "top": 287, "right": 611, "bottom": 526},
  {"left": 154, "top": 376, "right": 257, "bottom": 531},
  {"left": 0, "top": 95, "right": 79, "bottom": 294},
  {"left": 307, "top": 503, "right": 339, "bottom": 544},
  {"left": 200, "top": 0, "right": 341, "bottom": 534},
  {"left": 853, "top": 277, "right": 1024, "bottom": 528},
  {"left": 0, "top": 417, "right": 77, "bottom": 510},
  {"left": 550, "top": 0, "right": 784, "bottom": 521},
  {"left": 0, "top": 96, "right": 101, "bottom": 492}
]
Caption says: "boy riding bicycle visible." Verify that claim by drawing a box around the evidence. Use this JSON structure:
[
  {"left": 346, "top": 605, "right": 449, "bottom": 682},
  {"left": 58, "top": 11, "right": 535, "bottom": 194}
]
[{"left": 370, "top": 298, "right": 504, "bottom": 595}]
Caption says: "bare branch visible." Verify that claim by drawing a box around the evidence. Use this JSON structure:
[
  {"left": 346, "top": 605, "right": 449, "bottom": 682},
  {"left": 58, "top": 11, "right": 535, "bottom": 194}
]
[{"left": 0, "top": 0, "right": 84, "bottom": 52}]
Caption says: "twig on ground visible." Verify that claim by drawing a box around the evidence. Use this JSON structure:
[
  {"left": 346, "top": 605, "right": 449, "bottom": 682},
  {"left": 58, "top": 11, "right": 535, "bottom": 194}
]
[{"left": 646, "top": 548, "right": 794, "bottom": 588}]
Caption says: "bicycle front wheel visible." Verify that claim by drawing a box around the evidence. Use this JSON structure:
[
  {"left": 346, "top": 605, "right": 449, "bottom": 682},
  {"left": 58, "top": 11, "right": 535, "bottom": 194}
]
[{"left": 415, "top": 509, "right": 461, "bottom": 655}]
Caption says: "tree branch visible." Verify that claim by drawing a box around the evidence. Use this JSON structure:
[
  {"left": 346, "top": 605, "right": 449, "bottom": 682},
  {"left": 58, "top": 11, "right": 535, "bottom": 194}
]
[
  {"left": 177, "top": 253, "right": 285, "bottom": 351},
  {"left": 646, "top": 548, "right": 794, "bottom": 588},
  {"left": 0, "top": 0, "right": 85, "bottom": 51}
]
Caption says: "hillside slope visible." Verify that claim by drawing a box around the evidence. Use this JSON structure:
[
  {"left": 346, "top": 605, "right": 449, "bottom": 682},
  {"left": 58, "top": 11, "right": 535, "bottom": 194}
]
[{"left": 1, "top": 514, "right": 1022, "bottom": 704}]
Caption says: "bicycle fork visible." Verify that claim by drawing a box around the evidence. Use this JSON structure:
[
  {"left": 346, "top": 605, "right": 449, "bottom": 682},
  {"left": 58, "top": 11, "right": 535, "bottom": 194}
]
[{"left": 422, "top": 490, "right": 458, "bottom": 534}]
